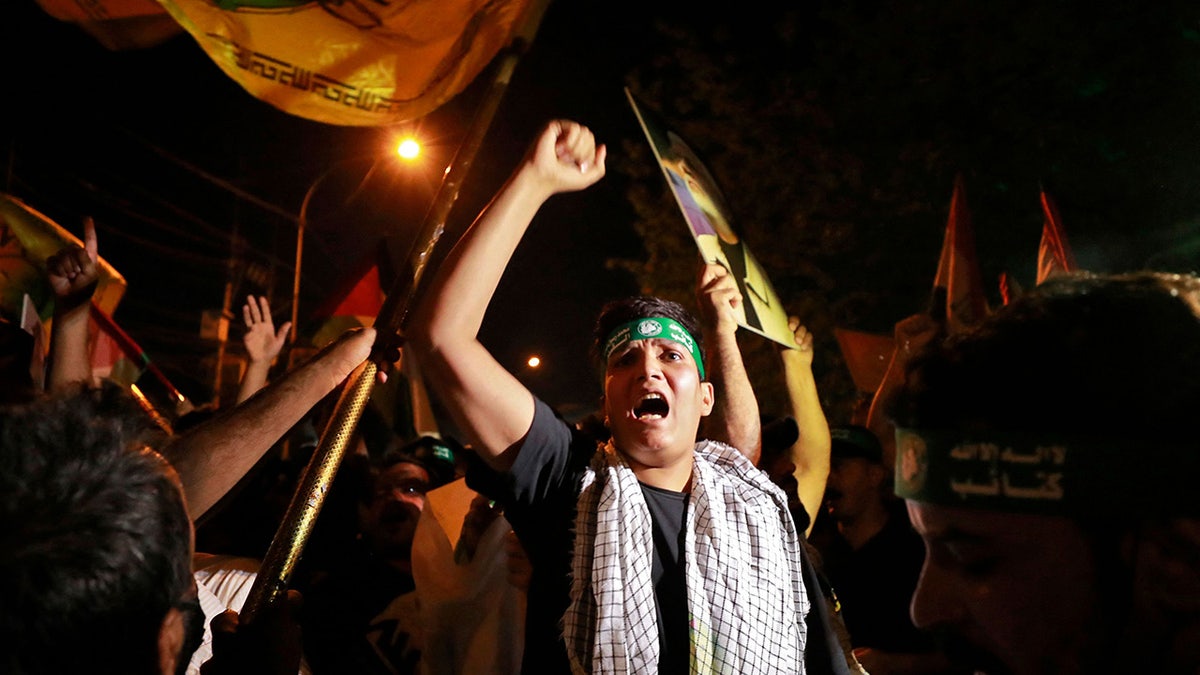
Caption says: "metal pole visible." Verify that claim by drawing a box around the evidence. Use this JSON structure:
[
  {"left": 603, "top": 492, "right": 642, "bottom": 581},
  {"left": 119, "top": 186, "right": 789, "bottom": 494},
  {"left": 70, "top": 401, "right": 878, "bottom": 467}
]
[{"left": 240, "top": 0, "right": 552, "bottom": 623}]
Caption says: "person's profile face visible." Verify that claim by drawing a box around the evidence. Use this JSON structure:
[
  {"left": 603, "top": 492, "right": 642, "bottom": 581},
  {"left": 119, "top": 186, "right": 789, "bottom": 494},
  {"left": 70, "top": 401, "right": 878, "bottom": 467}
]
[{"left": 906, "top": 501, "right": 1107, "bottom": 675}]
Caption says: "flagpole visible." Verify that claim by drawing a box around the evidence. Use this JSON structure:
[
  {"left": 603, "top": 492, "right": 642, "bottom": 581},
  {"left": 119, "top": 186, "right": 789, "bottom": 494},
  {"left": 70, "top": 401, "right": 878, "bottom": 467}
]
[
  {"left": 88, "top": 303, "right": 185, "bottom": 403},
  {"left": 239, "top": 0, "right": 553, "bottom": 624}
]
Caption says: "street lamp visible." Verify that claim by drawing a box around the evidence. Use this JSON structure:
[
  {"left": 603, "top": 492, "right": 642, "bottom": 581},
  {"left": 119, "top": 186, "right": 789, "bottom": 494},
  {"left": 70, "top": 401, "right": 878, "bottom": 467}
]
[
  {"left": 292, "top": 154, "right": 410, "bottom": 354},
  {"left": 290, "top": 132, "right": 435, "bottom": 363},
  {"left": 396, "top": 137, "right": 420, "bottom": 160}
]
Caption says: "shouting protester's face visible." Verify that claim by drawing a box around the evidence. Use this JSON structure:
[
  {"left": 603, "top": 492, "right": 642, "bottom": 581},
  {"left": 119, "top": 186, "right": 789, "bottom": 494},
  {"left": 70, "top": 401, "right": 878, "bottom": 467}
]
[
  {"left": 603, "top": 337, "right": 713, "bottom": 480},
  {"left": 906, "top": 501, "right": 1107, "bottom": 675}
]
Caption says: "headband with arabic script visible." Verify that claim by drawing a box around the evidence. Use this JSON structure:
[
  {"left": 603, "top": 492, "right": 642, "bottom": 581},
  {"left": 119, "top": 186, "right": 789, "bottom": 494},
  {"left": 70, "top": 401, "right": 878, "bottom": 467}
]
[
  {"left": 602, "top": 317, "right": 705, "bottom": 380},
  {"left": 893, "top": 427, "right": 1200, "bottom": 516}
]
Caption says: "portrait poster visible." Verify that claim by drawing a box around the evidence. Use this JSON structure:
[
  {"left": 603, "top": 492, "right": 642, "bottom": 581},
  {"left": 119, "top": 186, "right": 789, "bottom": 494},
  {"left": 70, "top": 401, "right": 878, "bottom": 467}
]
[{"left": 626, "top": 89, "right": 795, "bottom": 349}]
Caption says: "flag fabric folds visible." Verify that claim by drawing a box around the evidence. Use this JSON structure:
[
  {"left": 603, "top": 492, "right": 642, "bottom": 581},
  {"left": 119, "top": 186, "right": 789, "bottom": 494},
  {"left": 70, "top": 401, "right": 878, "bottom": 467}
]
[
  {"left": 310, "top": 263, "right": 384, "bottom": 348},
  {"left": 997, "top": 271, "right": 1024, "bottom": 306},
  {"left": 1036, "top": 189, "right": 1078, "bottom": 285},
  {"left": 932, "top": 175, "right": 988, "bottom": 333},
  {"left": 833, "top": 328, "right": 895, "bottom": 395},
  {"left": 35, "top": 0, "right": 183, "bottom": 50},
  {"left": 38, "top": 0, "right": 538, "bottom": 124},
  {"left": 0, "top": 193, "right": 126, "bottom": 325},
  {"left": 147, "top": 0, "right": 537, "bottom": 126}
]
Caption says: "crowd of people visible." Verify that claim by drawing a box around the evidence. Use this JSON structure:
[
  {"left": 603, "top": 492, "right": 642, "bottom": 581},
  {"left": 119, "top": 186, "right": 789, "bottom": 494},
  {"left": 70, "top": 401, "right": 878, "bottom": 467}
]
[{"left": 2, "top": 119, "right": 1198, "bottom": 675}]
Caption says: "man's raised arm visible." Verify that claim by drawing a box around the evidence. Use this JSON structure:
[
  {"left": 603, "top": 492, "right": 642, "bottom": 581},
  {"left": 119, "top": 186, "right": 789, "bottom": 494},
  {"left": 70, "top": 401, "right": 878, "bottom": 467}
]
[
  {"left": 696, "top": 262, "right": 761, "bottom": 462},
  {"left": 45, "top": 217, "right": 99, "bottom": 391},
  {"left": 780, "top": 317, "right": 831, "bottom": 537},
  {"left": 165, "top": 327, "right": 373, "bottom": 518},
  {"left": 408, "top": 120, "right": 605, "bottom": 472}
]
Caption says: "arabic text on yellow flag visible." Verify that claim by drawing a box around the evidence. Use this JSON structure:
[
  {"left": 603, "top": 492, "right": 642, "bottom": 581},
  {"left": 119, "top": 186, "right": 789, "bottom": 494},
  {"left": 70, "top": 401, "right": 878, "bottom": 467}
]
[{"left": 152, "top": 0, "right": 535, "bottom": 126}]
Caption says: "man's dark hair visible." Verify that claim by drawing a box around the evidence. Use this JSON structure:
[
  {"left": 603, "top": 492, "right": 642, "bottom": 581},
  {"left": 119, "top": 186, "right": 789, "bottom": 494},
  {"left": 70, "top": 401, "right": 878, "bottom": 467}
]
[
  {"left": 890, "top": 271, "right": 1200, "bottom": 445},
  {"left": 592, "top": 296, "right": 706, "bottom": 376},
  {"left": 0, "top": 385, "right": 194, "bottom": 674}
]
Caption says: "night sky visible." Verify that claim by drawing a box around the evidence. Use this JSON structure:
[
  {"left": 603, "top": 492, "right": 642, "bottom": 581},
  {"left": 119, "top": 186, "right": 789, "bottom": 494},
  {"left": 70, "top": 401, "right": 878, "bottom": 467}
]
[{"left": 4, "top": 1, "right": 1200, "bottom": 429}]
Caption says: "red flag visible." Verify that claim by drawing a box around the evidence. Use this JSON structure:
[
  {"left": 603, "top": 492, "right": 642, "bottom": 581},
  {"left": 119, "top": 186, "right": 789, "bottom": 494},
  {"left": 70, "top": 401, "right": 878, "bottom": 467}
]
[
  {"left": 997, "top": 272, "right": 1024, "bottom": 306},
  {"left": 311, "top": 263, "right": 384, "bottom": 348},
  {"left": 89, "top": 304, "right": 185, "bottom": 403},
  {"left": 1036, "top": 190, "right": 1078, "bottom": 285},
  {"left": 331, "top": 265, "right": 384, "bottom": 319},
  {"left": 932, "top": 175, "right": 988, "bottom": 333},
  {"left": 833, "top": 328, "right": 895, "bottom": 395}
]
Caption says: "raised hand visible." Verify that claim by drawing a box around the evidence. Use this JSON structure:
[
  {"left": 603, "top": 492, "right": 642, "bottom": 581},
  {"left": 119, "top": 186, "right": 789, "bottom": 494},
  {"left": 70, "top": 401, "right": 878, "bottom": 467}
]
[
  {"left": 786, "top": 316, "right": 814, "bottom": 366},
  {"left": 46, "top": 216, "right": 99, "bottom": 313},
  {"left": 241, "top": 296, "right": 291, "bottom": 365},
  {"left": 525, "top": 119, "right": 607, "bottom": 195},
  {"left": 697, "top": 262, "right": 743, "bottom": 338}
]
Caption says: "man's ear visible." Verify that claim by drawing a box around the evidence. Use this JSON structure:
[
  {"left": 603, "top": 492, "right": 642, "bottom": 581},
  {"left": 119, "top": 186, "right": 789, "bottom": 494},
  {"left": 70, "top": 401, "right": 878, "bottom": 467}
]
[
  {"left": 158, "top": 607, "right": 185, "bottom": 675},
  {"left": 700, "top": 381, "right": 715, "bottom": 416}
]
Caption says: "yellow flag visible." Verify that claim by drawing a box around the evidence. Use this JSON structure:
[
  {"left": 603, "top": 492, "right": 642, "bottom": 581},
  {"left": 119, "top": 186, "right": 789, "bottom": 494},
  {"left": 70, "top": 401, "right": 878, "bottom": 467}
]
[
  {"left": 153, "top": 0, "right": 536, "bottom": 126},
  {"left": 0, "top": 193, "right": 126, "bottom": 323}
]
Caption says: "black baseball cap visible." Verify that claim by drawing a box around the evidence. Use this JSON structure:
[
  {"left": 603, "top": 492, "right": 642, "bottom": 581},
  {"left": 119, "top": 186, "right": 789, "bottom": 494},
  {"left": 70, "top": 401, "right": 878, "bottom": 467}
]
[
  {"left": 760, "top": 415, "right": 800, "bottom": 456},
  {"left": 381, "top": 434, "right": 462, "bottom": 488},
  {"left": 830, "top": 425, "right": 883, "bottom": 463}
]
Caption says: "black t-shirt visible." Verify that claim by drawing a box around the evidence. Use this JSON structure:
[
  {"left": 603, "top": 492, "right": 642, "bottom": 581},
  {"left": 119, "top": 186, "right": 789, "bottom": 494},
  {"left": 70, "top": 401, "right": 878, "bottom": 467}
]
[
  {"left": 468, "top": 399, "right": 696, "bottom": 674},
  {"left": 468, "top": 398, "right": 857, "bottom": 675},
  {"left": 641, "top": 483, "right": 689, "bottom": 675},
  {"left": 820, "top": 503, "right": 934, "bottom": 654}
]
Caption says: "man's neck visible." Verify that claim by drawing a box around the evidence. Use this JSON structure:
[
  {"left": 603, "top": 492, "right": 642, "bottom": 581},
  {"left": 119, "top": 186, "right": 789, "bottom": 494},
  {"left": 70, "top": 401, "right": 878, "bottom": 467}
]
[{"left": 630, "top": 455, "right": 695, "bottom": 492}]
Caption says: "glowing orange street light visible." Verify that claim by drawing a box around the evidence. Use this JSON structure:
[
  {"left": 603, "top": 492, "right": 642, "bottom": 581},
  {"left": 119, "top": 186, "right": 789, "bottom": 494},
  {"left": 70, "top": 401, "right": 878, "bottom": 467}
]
[
  {"left": 397, "top": 138, "right": 420, "bottom": 160},
  {"left": 527, "top": 356, "right": 541, "bottom": 368},
  {"left": 294, "top": 139, "right": 423, "bottom": 355}
]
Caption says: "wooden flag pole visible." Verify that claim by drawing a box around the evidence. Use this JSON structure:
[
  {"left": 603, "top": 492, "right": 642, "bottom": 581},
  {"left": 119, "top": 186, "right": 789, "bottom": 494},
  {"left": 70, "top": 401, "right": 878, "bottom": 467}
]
[{"left": 240, "top": 0, "right": 553, "bottom": 624}]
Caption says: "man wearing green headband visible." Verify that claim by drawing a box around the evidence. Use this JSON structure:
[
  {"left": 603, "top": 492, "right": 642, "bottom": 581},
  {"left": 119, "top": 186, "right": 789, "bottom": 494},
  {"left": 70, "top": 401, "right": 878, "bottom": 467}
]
[
  {"left": 887, "top": 271, "right": 1200, "bottom": 675},
  {"left": 411, "top": 121, "right": 848, "bottom": 675}
]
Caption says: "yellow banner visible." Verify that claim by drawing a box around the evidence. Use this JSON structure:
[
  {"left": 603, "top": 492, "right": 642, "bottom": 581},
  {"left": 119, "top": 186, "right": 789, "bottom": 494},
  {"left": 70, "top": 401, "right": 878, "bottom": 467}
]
[{"left": 153, "top": 0, "right": 535, "bottom": 126}]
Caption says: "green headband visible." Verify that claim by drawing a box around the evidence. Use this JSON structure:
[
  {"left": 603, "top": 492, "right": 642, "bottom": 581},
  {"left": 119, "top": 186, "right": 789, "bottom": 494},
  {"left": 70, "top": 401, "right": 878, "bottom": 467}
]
[
  {"left": 602, "top": 317, "right": 705, "bottom": 379},
  {"left": 894, "top": 427, "right": 1200, "bottom": 516}
]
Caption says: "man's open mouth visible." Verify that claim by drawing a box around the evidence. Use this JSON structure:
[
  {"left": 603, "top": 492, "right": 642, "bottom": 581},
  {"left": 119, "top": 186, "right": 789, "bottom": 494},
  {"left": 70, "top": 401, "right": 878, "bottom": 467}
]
[{"left": 633, "top": 393, "right": 670, "bottom": 420}]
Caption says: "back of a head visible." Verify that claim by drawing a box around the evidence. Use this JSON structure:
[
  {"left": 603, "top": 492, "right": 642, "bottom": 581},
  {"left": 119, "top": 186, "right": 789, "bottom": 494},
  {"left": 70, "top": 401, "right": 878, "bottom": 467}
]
[
  {"left": 0, "top": 387, "right": 193, "bottom": 674},
  {"left": 891, "top": 271, "right": 1200, "bottom": 517},
  {"left": 894, "top": 271, "right": 1200, "bottom": 444}
]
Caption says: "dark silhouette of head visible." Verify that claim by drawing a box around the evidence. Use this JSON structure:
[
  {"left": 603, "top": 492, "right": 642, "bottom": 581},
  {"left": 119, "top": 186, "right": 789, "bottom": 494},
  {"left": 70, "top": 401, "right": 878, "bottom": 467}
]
[{"left": 0, "top": 384, "right": 198, "bottom": 674}]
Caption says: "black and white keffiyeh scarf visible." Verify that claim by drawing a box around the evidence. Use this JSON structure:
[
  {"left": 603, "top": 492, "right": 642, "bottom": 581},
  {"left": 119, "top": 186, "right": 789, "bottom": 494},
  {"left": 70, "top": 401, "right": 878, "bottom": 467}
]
[{"left": 564, "top": 439, "right": 808, "bottom": 674}]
